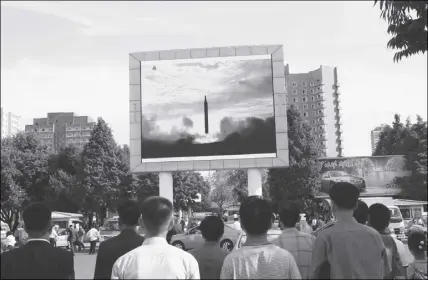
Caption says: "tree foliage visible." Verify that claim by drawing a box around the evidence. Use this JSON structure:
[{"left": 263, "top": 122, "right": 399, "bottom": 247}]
[
  {"left": 173, "top": 171, "right": 209, "bottom": 212},
  {"left": 209, "top": 171, "right": 235, "bottom": 213},
  {"left": 374, "top": 114, "right": 427, "bottom": 200},
  {"left": 267, "top": 106, "right": 326, "bottom": 216},
  {"left": 374, "top": 0, "right": 427, "bottom": 62},
  {"left": 1, "top": 133, "right": 51, "bottom": 231}
]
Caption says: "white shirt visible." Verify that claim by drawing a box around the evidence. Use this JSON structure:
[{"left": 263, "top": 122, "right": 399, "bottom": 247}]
[
  {"left": 111, "top": 237, "right": 200, "bottom": 279},
  {"left": 4, "top": 235, "right": 16, "bottom": 247},
  {"left": 87, "top": 228, "right": 100, "bottom": 241},
  {"left": 232, "top": 221, "right": 242, "bottom": 231},
  {"left": 50, "top": 228, "right": 58, "bottom": 240},
  {"left": 394, "top": 238, "right": 413, "bottom": 267}
]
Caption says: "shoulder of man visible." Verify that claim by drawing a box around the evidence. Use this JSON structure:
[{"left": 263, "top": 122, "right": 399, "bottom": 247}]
[{"left": 313, "top": 222, "right": 336, "bottom": 237}]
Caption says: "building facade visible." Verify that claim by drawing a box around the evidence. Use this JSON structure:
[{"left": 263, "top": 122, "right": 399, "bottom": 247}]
[
  {"left": 1, "top": 107, "right": 21, "bottom": 137},
  {"left": 284, "top": 65, "right": 344, "bottom": 157},
  {"left": 25, "top": 112, "right": 95, "bottom": 152},
  {"left": 371, "top": 124, "right": 387, "bottom": 154}
]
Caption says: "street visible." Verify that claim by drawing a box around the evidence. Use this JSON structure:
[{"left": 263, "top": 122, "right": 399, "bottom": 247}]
[{"left": 72, "top": 242, "right": 415, "bottom": 279}]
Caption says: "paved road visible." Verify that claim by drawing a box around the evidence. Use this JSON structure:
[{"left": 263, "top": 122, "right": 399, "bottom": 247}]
[{"left": 73, "top": 242, "right": 415, "bottom": 279}]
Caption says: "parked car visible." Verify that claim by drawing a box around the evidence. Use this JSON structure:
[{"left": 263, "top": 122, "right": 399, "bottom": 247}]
[
  {"left": 321, "top": 171, "right": 366, "bottom": 193},
  {"left": 99, "top": 216, "right": 145, "bottom": 242},
  {"left": 171, "top": 223, "right": 241, "bottom": 252},
  {"left": 388, "top": 206, "right": 406, "bottom": 241},
  {"left": 234, "top": 228, "right": 282, "bottom": 250}
]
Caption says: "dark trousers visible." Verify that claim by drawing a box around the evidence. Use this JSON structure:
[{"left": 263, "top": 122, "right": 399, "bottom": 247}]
[
  {"left": 68, "top": 241, "right": 75, "bottom": 255},
  {"left": 49, "top": 238, "right": 56, "bottom": 247},
  {"left": 89, "top": 241, "right": 97, "bottom": 254},
  {"left": 75, "top": 241, "right": 85, "bottom": 251}
]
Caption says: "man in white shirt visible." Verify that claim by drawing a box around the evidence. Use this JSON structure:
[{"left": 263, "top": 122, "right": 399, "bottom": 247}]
[
  {"left": 49, "top": 225, "right": 59, "bottom": 247},
  {"left": 87, "top": 226, "right": 100, "bottom": 255},
  {"left": 232, "top": 214, "right": 241, "bottom": 231},
  {"left": 111, "top": 196, "right": 200, "bottom": 279}
]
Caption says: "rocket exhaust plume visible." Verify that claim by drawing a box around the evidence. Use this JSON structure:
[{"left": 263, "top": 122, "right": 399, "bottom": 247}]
[{"left": 204, "top": 96, "right": 209, "bottom": 134}]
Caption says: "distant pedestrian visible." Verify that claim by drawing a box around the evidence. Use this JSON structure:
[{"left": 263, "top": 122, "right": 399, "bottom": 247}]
[
  {"left": 220, "top": 196, "right": 301, "bottom": 279},
  {"left": 94, "top": 199, "right": 145, "bottom": 279},
  {"left": 49, "top": 225, "right": 59, "bottom": 247},
  {"left": 406, "top": 228, "right": 427, "bottom": 279},
  {"left": 76, "top": 226, "right": 86, "bottom": 251},
  {"left": 0, "top": 202, "right": 74, "bottom": 279},
  {"left": 299, "top": 214, "right": 312, "bottom": 234},
  {"left": 189, "top": 216, "right": 229, "bottom": 279},
  {"left": 111, "top": 196, "right": 200, "bottom": 279},
  {"left": 232, "top": 214, "right": 241, "bottom": 231},
  {"left": 369, "top": 203, "right": 404, "bottom": 279},
  {"left": 67, "top": 224, "right": 78, "bottom": 256},
  {"left": 273, "top": 202, "right": 315, "bottom": 279},
  {"left": 4, "top": 231, "right": 17, "bottom": 251},
  {"left": 87, "top": 225, "right": 100, "bottom": 255},
  {"left": 309, "top": 182, "right": 389, "bottom": 279}
]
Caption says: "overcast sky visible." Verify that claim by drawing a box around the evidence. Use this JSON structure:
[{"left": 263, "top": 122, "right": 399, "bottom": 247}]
[
  {"left": 141, "top": 56, "right": 273, "bottom": 143},
  {"left": 1, "top": 1, "right": 427, "bottom": 157}
]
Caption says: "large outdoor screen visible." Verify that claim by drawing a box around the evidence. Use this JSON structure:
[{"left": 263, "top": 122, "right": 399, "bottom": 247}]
[{"left": 140, "top": 55, "right": 276, "bottom": 163}]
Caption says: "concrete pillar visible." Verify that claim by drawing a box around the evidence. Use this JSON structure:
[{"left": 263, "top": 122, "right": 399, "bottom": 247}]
[
  {"left": 247, "top": 168, "right": 263, "bottom": 197},
  {"left": 159, "top": 172, "right": 174, "bottom": 205}
]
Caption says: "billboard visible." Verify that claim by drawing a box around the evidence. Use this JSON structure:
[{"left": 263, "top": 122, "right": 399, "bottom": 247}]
[
  {"left": 129, "top": 45, "right": 289, "bottom": 173},
  {"left": 315, "top": 155, "right": 411, "bottom": 198}
]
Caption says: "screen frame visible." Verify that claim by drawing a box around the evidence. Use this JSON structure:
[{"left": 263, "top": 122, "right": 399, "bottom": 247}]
[{"left": 129, "top": 45, "right": 289, "bottom": 173}]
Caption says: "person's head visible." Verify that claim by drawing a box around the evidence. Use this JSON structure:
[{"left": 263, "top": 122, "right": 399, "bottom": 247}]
[
  {"left": 233, "top": 214, "right": 239, "bottom": 221},
  {"left": 69, "top": 224, "right": 73, "bottom": 229},
  {"left": 408, "top": 228, "right": 427, "bottom": 257},
  {"left": 22, "top": 202, "right": 52, "bottom": 238},
  {"left": 353, "top": 200, "right": 369, "bottom": 224},
  {"left": 140, "top": 196, "right": 173, "bottom": 237},
  {"left": 368, "top": 203, "right": 390, "bottom": 232},
  {"left": 6, "top": 231, "right": 13, "bottom": 237},
  {"left": 239, "top": 196, "right": 272, "bottom": 236},
  {"left": 117, "top": 199, "right": 141, "bottom": 228},
  {"left": 200, "top": 216, "right": 224, "bottom": 242},
  {"left": 329, "top": 182, "right": 360, "bottom": 213},
  {"left": 278, "top": 202, "right": 300, "bottom": 228}
]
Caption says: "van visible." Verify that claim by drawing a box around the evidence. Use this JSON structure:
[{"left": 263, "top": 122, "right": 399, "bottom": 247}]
[{"left": 388, "top": 206, "right": 406, "bottom": 240}]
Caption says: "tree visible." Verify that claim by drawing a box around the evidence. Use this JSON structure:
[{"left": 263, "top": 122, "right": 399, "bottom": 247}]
[
  {"left": 1, "top": 133, "right": 51, "bottom": 231},
  {"left": 224, "top": 169, "right": 270, "bottom": 203},
  {"left": 374, "top": 0, "right": 427, "bottom": 62},
  {"left": 173, "top": 171, "right": 209, "bottom": 213},
  {"left": 209, "top": 171, "right": 234, "bottom": 213},
  {"left": 80, "top": 118, "right": 128, "bottom": 223},
  {"left": 267, "top": 106, "right": 325, "bottom": 216},
  {"left": 374, "top": 114, "right": 427, "bottom": 201}
]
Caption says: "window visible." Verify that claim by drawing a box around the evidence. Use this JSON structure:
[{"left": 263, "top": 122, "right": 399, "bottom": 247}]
[
  {"left": 317, "top": 102, "right": 322, "bottom": 107},
  {"left": 293, "top": 97, "right": 298, "bottom": 103},
  {"left": 302, "top": 89, "right": 307, "bottom": 95},
  {"left": 303, "top": 112, "right": 308, "bottom": 117},
  {"left": 318, "top": 110, "right": 323, "bottom": 115},
  {"left": 284, "top": 82, "right": 287, "bottom": 88},
  {"left": 310, "top": 81, "right": 314, "bottom": 86},
  {"left": 318, "top": 117, "right": 323, "bottom": 122},
  {"left": 292, "top": 82, "right": 297, "bottom": 87},
  {"left": 319, "top": 125, "right": 324, "bottom": 130},
  {"left": 302, "top": 81, "right": 307, "bottom": 87},
  {"left": 292, "top": 89, "right": 297, "bottom": 95},
  {"left": 312, "top": 120, "right": 316, "bottom": 124},
  {"left": 310, "top": 89, "right": 314, "bottom": 94},
  {"left": 311, "top": 104, "right": 316, "bottom": 109},
  {"left": 303, "top": 104, "right": 308, "bottom": 109},
  {"left": 319, "top": 134, "right": 323, "bottom": 138},
  {"left": 317, "top": 94, "right": 321, "bottom": 99},
  {"left": 302, "top": 97, "right": 307, "bottom": 102},
  {"left": 311, "top": 96, "right": 315, "bottom": 101}
]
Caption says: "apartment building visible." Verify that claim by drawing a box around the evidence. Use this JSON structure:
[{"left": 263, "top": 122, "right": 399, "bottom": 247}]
[
  {"left": 284, "top": 64, "right": 344, "bottom": 157},
  {"left": 25, "top": 112, "right": 95, "bottom": 152},
  {"left": 1, "top": 107, "right": 21, "bottom": 137},
  {"left": 371, "top": 124, "right": 387, "bottom": 154}
]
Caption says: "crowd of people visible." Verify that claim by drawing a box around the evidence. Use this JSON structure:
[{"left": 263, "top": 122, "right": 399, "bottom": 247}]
[{"left": 0, "top": 182, "right": 427, "bottom": 279}]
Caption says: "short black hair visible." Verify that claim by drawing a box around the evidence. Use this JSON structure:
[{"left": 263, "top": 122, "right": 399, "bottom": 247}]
[
  {"left": 22, "top": 202, "right": 52, "bottom": 233},
  {"left": 329, "top": 182, "right": 360, "bottom": 210},
  {"left": 239, "top": 196, "right": 272, "bottom": 235},
  {"left": 408, "top": 228, "right": 427, "bottom": 253},
  {"left": 369, "top": 203, "right": 390, "bottom": 232},
  {"left": 353, "top": 200, "right": 369, "bottom": 224},
  {"left": 199, "top": 216, "right": 224, "bottom": 242},
  {"left": 117, "top": 199, "right": 141, "bottom": 226},
  {"left": 6, "top": 231, "right": 13, "bottom": 236},
  {"left": 279, "top": 202, "right": 300, "bottom": 228},
  {"left": 141, "top": 196, "right": 173, "bottom": 234}
]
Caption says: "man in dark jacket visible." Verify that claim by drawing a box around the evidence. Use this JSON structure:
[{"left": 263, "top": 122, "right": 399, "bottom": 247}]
[
  {"left": 1, "top": 202, "right": 75, "bottom": 279},
  {"left": 67, "top": 224, "right": 78, "bottom": 256},
  {"left": 94, "top": 199, "right": 145, "bottom": 279}
]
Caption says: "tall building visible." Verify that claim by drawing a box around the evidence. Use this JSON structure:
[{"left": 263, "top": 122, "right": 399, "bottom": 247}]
[
  {"left": 371, "top": 124, "right": 387, "bottom": 154},
  {"left": 284, "top": 65, "right": 344, "bottom": 157},
  {"left": 25, "top": 112, "right": 95, "bottom": 152},
  {"left": 1, "top": 107, "right": 21, "bottom": 137}
]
